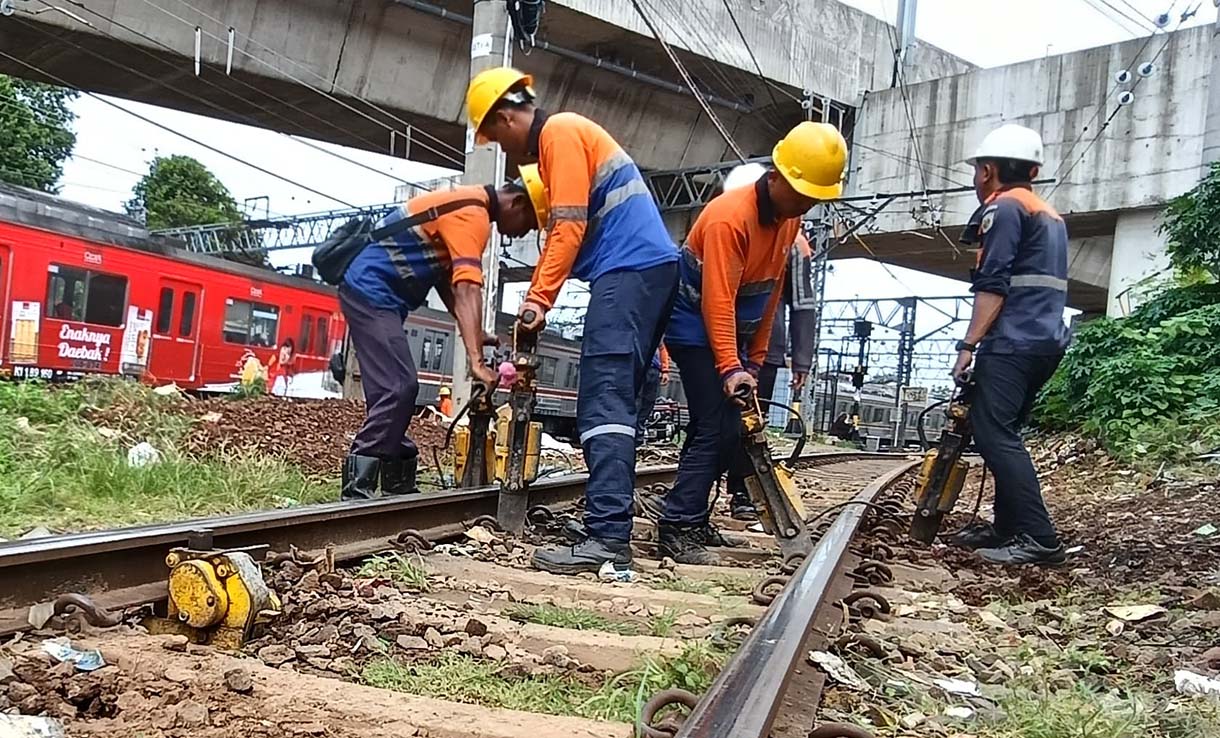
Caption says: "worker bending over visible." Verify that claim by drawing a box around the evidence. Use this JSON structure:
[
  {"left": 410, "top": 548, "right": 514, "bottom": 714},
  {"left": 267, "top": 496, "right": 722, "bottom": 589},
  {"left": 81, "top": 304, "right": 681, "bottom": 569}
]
[
  {"left": 338, "top": 174, "right": 546, "bottom": 501},
  {"left": 725, "top": 226, "right": 818, "bottom": 520},
  {"left": 636, "top": 346, "right": 671, "bottom": 446},
  {"left": 468, "top": 67, "right": 679, "bottom": 574},
  {"left": 950, "top": 124, "right": 1069, "bottom": 566},
  {"left": 661, "top": 123, "right": 847, "bottom": 564}
]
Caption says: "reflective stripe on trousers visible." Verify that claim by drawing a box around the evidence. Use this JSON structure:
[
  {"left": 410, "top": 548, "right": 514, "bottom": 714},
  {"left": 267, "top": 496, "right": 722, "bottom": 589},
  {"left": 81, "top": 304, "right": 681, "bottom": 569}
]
[{"left": 579, "top": 262, "right": 679, "bottom": 541}]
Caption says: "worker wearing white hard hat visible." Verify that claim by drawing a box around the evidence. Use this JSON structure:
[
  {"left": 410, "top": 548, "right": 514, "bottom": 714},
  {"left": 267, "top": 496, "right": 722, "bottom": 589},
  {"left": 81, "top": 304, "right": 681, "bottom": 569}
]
[{"left": 949, "top": 122, "right": 1069, "bottom": 567}]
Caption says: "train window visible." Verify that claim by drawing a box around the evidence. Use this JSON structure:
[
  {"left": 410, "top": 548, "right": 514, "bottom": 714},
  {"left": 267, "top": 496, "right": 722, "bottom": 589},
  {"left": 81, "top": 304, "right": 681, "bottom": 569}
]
[
  {"left": 179, "top": 292, "right": 197, "bottom": 337},
  {"left": 432, "top": 331, "right": 445, "bottom": 369},
  {"left": 300, "top": 315, "right": 314, "bottom": 355},
  {"left": 45, "top": 265, "right": 127, "bottom": 327},
  {"left": 565, "top": 363, "right": 579, "bottom": 389},
  {"left": 317, "top": 318, "right": 329, "bottom": 355},
  {"left": 223, "top": 299, "right": 279, "bottom": 346},
  {"left": 539, "top": 356, "right": 557, "bottom": 385},
  {"left": 420, "top": 334, "right": 433, "bottom": 369},
  {"left": 155, "top": 288, "right": 174, "bottom": 334}
]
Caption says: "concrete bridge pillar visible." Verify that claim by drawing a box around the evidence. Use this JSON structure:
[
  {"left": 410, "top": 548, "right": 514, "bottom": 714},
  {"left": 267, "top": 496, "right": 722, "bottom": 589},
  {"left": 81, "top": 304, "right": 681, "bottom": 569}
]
[{"left": 1106, "top": 207, "right": 1170, "bottom": 317}]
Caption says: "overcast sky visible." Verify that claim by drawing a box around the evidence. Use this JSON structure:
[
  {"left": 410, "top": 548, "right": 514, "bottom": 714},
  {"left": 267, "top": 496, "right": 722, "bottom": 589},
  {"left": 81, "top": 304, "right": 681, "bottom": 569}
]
[{"left": 52, "top": 0, "right": 1214, "bottom": 388}]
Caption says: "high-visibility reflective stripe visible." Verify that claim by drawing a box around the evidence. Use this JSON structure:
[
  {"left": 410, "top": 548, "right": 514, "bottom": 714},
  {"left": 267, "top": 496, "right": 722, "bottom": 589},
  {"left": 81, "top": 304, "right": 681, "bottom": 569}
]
[
  {"left": 1010, "top": 274, "right": 1068, "bottom": 291},
  {"left": 593, "top": 179, "right": 650, "bottom": 221},
  {"left": 591, "top": 149, "right": 633, "bottom": 190},
  {"left": 579, "top": 423, "right": 636, "bottom": 443},
  {"left": 550, "top": 205, "right": 588, "bottom": 221}
]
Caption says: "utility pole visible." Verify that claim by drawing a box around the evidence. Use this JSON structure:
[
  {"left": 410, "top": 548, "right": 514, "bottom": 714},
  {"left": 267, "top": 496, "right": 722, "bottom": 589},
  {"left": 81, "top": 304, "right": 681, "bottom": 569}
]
[
  {"left": 1203, "top": 4, "right": 1220, "bottom": 165},
  {"left": 893, "top": 0, "right": 918, "bottom": 84},
  {"left": 452, "top": 0, "right": 512, "bottom": 413}
]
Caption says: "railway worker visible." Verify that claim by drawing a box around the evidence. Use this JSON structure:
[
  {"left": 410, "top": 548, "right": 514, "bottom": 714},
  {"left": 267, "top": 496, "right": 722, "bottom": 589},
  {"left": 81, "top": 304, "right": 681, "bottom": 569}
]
[
  {"left": 659, "top": 122, "right": 847, "bottom": 565},
  {"left": 466, "top": 66, "right": 679, "bottom": 575},
  {"left": 338, "top": 172, "right": 547, "bottom": 501},
  {"left": 724, "top": 223, "right": 819, "bottom": 521},
  {"left": 437, "top": 386, "right": 454, "bottom": 417},
  {"left": 950, "top": 123, "right": 1069, "bottom": 566},
  {"left": 635, "top": 346, "right": 670, "bottom": 447}
]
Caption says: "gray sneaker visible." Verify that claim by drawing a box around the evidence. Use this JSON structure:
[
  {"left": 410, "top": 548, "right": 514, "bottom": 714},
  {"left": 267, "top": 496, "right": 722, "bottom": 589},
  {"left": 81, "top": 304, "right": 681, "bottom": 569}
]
[
  {"left": 532, "top": 537, "right": 633, "bottom": 575},
  {"left": 975, "top": 533, "right": 1066, "bottom": 566}
]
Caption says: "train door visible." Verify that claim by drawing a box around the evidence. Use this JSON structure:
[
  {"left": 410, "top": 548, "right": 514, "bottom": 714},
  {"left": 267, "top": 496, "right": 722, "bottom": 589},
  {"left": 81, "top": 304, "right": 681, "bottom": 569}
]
[
  {"left": 0, "top": 245, "right": 9, "bottom": 367},
  {"left": 148, "top": 278, "right": 203, "bottom": 384}
]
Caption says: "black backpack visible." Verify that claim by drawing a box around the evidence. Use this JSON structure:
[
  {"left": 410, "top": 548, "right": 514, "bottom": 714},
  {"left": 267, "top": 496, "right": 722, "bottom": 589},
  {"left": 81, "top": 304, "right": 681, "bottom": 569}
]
[{"left": 311, "top": 198, "right": 485, "bottom": 286}]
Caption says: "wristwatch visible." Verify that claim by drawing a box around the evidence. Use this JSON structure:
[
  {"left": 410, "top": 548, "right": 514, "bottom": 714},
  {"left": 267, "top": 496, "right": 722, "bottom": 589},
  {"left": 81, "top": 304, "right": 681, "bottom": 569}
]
[{"left": 955, "top": 340, "right": 977, "bottom": 352}]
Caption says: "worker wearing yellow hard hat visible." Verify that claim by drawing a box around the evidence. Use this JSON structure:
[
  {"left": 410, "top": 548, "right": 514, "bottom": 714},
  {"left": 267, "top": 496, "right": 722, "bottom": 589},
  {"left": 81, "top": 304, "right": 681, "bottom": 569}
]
[
  {"left": 333, "top": 170, "right": 545, "bottom": 502},
  {"left": 466, "top": 66, "right": 679, "bottom": 577},
  {"left": 657, "top": 121, "right": 846, "bottom": 565}
]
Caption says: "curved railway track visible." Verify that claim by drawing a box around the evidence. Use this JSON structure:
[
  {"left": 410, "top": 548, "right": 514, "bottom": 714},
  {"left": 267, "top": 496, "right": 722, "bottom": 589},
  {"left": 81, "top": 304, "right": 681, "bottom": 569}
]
[{"left": 1, "top": 450, "right": 923, "bottom": 737}]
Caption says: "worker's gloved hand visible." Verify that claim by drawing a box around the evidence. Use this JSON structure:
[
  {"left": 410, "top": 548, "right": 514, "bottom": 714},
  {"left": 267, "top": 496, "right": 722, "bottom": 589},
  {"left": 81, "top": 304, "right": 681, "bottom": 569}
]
[
  {"left": 723, "top": 371, "right": 757, "bottom": 406},
  {"left": 497, "top": 360, "right": 518, "bottom": 388},
  {"left": 791, "top": 371, "right": 807, "bottom": 391},
  {"left": 517, "top": 301, "right": 547, "bottom": 332},
  {"left": 470, "top": 362, "right": 499, "bottom": 393}
]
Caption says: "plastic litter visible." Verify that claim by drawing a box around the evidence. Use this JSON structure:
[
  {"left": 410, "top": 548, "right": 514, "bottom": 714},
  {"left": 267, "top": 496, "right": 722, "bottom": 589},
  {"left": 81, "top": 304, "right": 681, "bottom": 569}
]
[
  {"left": 0, "top": 715, "right": 66, "bottom": 738},
  {"left": 1175, "top": 669, "right": 1220, "bottom": 697},
  {"left": 597, "top": 561, "right": 637, "bottom": 583},
  {"left": 126, "top": 441, "right": 162, "bottom": 468},
  {"left": 1103, "top": 604, "right": 1166, "bottom": 622},
  {"left": 808, "top": 651, "right": 869, "bottom": 691},
  {"left": 933, "top": 677, "right": 981, "bottom": 696},
  {"left": 40, "top": 637, "right": 105, "bottom": 672},
  {"left": 944, "top": 706, "right": 975, "bottom": 720}
]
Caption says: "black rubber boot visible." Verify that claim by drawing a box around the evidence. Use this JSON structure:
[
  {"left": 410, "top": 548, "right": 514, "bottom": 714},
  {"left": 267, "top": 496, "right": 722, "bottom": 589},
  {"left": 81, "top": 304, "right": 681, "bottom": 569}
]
[
  {"left": 945, "top": 521, "right": 1003, "bottom": 550},
  {"left": 380, "top": 456, "right": 419, "bottom": 496},
  {"left": 340, "top": 455, "right": 380, "bottom": 501},
  {"left": 730, "top": 490, "right": 759, "bottom": 521},
  {"left": 975, "top": 533, "right": 1067, "bottom": 566},
  {"left": 532, "top": 537, "right": 633, "bottom": 575},
  {"left": 659, "top": 524, "right": 721, "bottom": 565}
]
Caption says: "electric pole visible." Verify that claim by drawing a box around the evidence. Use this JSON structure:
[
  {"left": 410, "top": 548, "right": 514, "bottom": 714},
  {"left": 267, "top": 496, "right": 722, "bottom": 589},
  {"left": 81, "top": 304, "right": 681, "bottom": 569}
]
[
  {"left": 452, "top": 0, "right": 512, "bottom": 413},
  {"left": 893, "top": 0, "right": 918, "bottom": 84}
]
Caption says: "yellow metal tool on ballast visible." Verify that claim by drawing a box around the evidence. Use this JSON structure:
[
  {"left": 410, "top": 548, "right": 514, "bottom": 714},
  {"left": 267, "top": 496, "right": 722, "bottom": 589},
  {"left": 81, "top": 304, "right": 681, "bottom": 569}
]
[
  {"left": 495, "top": 309, "right": 543, "bottom": 533},
  {"left": 908, "top": 370, "right": 977, "bottom": 543},
  {"left": 147, "top": 547, "right": 280, "bottom": 649},
  {"left": 735, "top": 387, "right": 813, "bottom": 558}
]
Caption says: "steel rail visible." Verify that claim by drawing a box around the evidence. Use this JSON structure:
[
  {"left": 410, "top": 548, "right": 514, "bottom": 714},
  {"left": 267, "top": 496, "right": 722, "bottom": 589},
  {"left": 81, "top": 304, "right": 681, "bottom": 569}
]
[
  {"left": 0, "top": 451, "right": 904, "bottom": 634},
  {"left": 673, "top": 458, "right": 920, "bottom": 738}
]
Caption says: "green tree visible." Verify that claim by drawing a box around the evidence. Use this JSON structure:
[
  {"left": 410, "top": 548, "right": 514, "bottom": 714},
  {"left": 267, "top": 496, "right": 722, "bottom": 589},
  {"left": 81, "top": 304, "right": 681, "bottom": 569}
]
[
  {"left": 126, "top": 154, "right": 243, "bottom": 229},
  {"left": 127, "top": 155, "right": 269, "bottom": 267},
  {"left": 0, "top": 75, "right": 79, "bottom": 193},
  {"left": 1160, "top": 161, "right": 1220, "bottom": 282}
]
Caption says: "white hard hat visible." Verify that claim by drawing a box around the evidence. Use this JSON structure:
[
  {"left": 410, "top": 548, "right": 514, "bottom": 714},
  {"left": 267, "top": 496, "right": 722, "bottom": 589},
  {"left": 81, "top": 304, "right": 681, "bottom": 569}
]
[
  {"left": 722, "top": 162, "right": 768, "bottom": 191},
  {"left": 964, "top": 124, "right": 1044, "bottom": 166}
]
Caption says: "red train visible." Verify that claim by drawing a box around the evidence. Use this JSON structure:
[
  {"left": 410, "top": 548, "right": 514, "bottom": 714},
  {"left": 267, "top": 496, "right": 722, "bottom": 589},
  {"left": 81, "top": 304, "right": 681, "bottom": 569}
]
[{"left": 0, "top": 182, "right": 343, "bottom": 388}]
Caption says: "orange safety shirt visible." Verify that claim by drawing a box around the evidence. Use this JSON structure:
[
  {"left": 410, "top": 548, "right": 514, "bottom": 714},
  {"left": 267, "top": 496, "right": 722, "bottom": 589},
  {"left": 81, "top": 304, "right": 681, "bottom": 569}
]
[
  {"left": 524, "top": 110, "right": 677, "bottom": 309},
  {"left": 665, "top": 175, "right": 800, "bottom": 379}
]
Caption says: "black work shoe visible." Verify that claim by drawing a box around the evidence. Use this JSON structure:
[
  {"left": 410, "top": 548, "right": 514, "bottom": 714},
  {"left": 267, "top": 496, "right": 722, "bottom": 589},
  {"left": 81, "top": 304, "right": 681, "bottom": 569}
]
[
  {"left": 730, "top": 493, "right": 760, "bottom": 522},
  {"left": 340, "top": 455, "right": 380, "bottom": 501},
  {"left": 634, "top": 490, "right": 666, "bottom": 521},
  {"left": 698, "top": 522, "right": 747, "bottom": 548},
  {"left": 945, "top": 522, "right": 1003, "bottom": 550},
  {"left": 532, "top": 537, "right": 633, "bottom": 575},
  {"left": 975, "top": 533, "right": 1067, "bottom": 566},
  {"left": 659, "top": 524, "right": 721, "bottom": 566}
]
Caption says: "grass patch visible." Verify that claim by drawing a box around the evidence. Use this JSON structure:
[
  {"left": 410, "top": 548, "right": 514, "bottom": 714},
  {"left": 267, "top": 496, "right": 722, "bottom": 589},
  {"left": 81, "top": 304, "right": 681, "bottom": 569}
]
[
  {"left": 362, "top": 641, "right": 726, "bottom": 724},
  {"left": 991, "top": 682, "right": 1150, "bottom": 738},
  {"left": 648, "top": 608, "right": 678, "bottom": 638},
  {"left": 503, "top": 603, "right": 641, "bottom": 635},
  {"left": 357, "top": 553, "right": 431, "bottom": 591},
  {"left": 0, "top": 379, "right": 332, "bottom": 536},
  {"left": 649, "top": 575, "right": 754, "bottom": 597}
]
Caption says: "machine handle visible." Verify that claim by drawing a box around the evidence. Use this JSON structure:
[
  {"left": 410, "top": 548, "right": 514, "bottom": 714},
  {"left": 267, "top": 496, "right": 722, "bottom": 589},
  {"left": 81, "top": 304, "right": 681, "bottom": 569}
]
[{"left": 520, "top": 309, "right": 538, "bottom": 327}]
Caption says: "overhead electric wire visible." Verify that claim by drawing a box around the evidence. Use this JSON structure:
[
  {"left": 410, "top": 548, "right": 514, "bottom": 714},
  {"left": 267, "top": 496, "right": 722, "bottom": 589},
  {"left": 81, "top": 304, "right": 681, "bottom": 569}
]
[
  {"left": 718, "top": 0, "right": 783, "bottom": 111},
  {"left": 1050, "top": 1, "right": 1195, "bottom": 197},
  {"left": 23, "top": 4, "right": 438, "bottom": 192},
  {"left": 128, "top": 0, "right": 466, "bottom": 168},
  {"left": 1082, "top": 0, "right": 1159, "bottom": 34},
  {"left": 629, "top": 0, "right": 746, "bottom": 161},
  {"left": 0, "top": 48, "right": 358, "bottom": 208}
]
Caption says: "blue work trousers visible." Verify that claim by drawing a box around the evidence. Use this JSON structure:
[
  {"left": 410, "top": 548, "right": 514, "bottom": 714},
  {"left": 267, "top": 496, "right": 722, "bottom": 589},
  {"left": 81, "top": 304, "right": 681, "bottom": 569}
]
[
  {"left": 662, "top": 345, "right": 751, "bottom": 526},
  {"left": 581, "top": 262, "right": 679, "bottom": 541}
]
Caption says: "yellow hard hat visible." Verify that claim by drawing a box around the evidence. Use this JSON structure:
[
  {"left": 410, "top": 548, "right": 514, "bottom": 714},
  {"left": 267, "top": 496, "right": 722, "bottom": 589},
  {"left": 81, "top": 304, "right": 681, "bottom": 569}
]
[
  {"left": 771, "top": 122, "right": 848, "bottom": 200},
  {"left": 466, "top": 66, "right": 535, "bottom": 144},
  {"left": 517, "top": 164, "right": 549, "bottom": 229},
  {"left": 438, "top": 386, "right": 451, "bottom": 396}
]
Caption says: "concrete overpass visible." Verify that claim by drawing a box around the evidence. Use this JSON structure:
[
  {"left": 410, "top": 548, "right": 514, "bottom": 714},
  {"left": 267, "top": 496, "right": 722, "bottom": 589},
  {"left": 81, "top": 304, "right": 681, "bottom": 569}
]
[
  {"left": 0, "top": 0, "right": 968, "bottom": 172},
  {"left": 845, "top": 24, "right": 1213, "bottom": 316}
]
